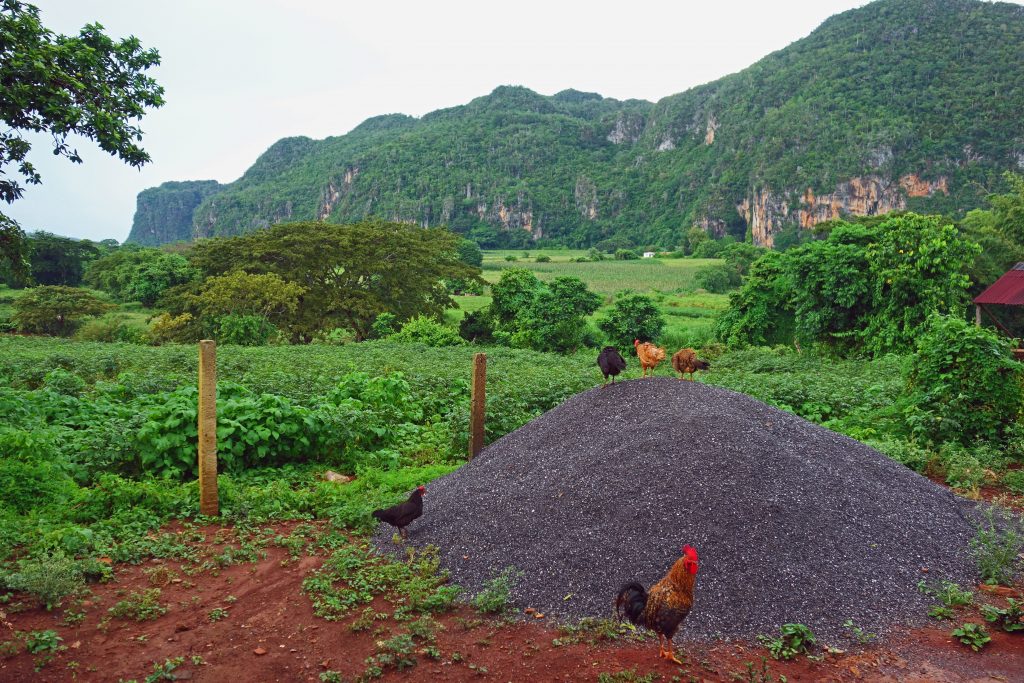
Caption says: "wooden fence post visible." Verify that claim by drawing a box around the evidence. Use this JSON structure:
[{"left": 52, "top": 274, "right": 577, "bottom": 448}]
[
  {"left": 198, "top": 340, "right": 219, "bottom": 516},
  {"left": 469, "top": 353, "right": 487, "bottom": 460}
]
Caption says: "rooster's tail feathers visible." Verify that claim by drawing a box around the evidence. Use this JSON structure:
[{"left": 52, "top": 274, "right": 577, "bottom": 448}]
[{"left": 614, "top": 582, "right": 648, "bottom": 625}]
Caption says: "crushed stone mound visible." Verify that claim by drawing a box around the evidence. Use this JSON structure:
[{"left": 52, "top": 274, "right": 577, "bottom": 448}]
[{"left": 373, "top": 377, "right": 980, "bottom": 642}]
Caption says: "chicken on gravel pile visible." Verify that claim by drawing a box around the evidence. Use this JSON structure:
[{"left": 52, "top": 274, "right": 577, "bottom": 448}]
[{"left": 374, "top": 377, "right": 983, "bottom": 642}]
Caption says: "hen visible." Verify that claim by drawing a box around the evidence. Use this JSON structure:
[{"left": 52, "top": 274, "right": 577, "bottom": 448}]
[
  {"left": 372, "top": 485, "right": 426, "bottom": 539},
  {"left": 615, "top": 545, "right": 699, "bottom": 664},
  {"left": 671, "top": 348, "right": 710, "bottom": 381},
  {"left": 633, "top": 339, "right": 667, "bottom": 377},
  {"left": 597, "top": 346, "right": 627, "bottom": 386}
]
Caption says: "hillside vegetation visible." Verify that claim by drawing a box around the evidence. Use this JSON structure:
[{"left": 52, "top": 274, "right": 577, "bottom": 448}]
[{"left": 129, "top": 0, "right": 1024, "bottom": 248}]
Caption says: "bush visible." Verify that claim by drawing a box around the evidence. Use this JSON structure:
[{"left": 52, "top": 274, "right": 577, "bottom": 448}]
[
  {"left": 459, "top": 310, "right": 494, "bottom": 343},
  {"left": 147, "top": 312, "right": 198, "bottom": 344},
  {"left": 216, "top": 313, "right": 279, "bottom": 346},
  {"left": 971, "top": 508, "right": 1023, "bottom": 586},
  {"left": 471, "top": 567, "right": 522, "bottom": 614},
  {"left": 457, "top": 239, "right": 483, "bottom": 268},
  {"left": 693, "top": 263, "right": 741, "bottom": 293},
  {"left": 906, "top": 315, "right": 1024, "bottom": 445},
  {"left": 614, "top": 249, "right": 639, "bottom": 260},
  {"left": 74, "top": 313, "right": 147, "bottom": 344},
  {"left": 534, "top": 254, "right": 551, "bottom": 263},
  {"left": 13, "top": 286, "right": 114, "bottom": 336},
  {"left": 371, "top": 312, "right": 398, "bottom": 339},
  {"left": 3, "top": 552, "right": 84, "bottom": 610},
  {"left": 390, "top": 316, "right": 465, "bottom": 347},
  {"left": 598, "top": 294, "right": 666, "bottom": 348}
]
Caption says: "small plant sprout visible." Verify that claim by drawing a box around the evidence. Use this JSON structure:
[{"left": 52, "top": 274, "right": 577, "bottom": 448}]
[
  {"left": 950, "top": 622, "right": 991, "bottom": 651},
  {"left": 757, "top": 623, "right": 816, "bottom": 660}
]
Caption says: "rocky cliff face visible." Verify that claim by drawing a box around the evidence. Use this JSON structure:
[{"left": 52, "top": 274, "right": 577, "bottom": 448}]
[
  {"left": 737, "top": 174, "right": 949, "bottom": 247},
  {"left": 127, "top": 181, "right": 223, "bottom": 245}
]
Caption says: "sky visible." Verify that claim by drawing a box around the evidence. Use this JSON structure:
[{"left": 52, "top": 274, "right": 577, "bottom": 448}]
[{"left": 1, "top": 0, "right": 905, "bottom": 242}]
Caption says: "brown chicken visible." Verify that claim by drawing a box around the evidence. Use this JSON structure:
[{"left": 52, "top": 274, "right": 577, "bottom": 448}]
[
  {"left": 633, "top": 339, "right": 667, "bottom": 377},
  {"left": 615, "top": 545, "right": 699, "bottom": 664},
  {"left": 671, "top": 348, "right": 711, "bottom": 381}
]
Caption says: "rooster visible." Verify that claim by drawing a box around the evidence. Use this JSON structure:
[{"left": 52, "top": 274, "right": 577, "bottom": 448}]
[
  {"left": 671, "top": 348, "right": 710, "bottom": 381},
  {"left": 633, "top": 339, "right": 667, "bottom": 377},
  {"left": 597, "top": 346, "right": 627, "bottom": 386},
  {"left": 371, "top": 485, "right": 426, "bottom": 539},
  {"left": 615, "top": 545, "right": 699, "bottom": 664}
]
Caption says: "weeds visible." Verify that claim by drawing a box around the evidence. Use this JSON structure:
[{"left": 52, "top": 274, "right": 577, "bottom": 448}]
[
  {"left": 208, "top": 607, "right": 229, "bottom": 622},
  {"left": 757, "top": 623, "right": 816, "bottom": 660},
  {"left": 597, "top": 668, "right": 658, "bottom": 683},
  {"left": 3, "top": 552, "right": 84, "bottom": 610},
  {"left": 980, "top": 598, "right": 1024, "bottom": 632},
  {"left": 109, "top": 588, "right": 168, "bottom": 621},
  {"left": 950, "top": 622, "right": 991, "bottom": 651},
  {"left": 729, "top": 658, "right": 788, "bottom": 683},
  {"left": 842, "top": 619, "right": 877, "bottom": 644},
  {"left": 471, "top": 566, "right": 522, "bottom": 614},
  {"left": 971, "top": 508, "right": 1023, "bottom": 586},
  {"left": 144, "top": 657, "right": 185, "bottom": 682}
]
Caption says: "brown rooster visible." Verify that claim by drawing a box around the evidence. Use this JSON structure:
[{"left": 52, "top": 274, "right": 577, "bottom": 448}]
[
  {"left": 671, "top": 348, "right": 710, "bottom": 381},
  {"left": 615, "top": 545, "right": 699, "bottom": 664},
  {"left": 633, "top": 339, "right": 667, "bottom": 377}
]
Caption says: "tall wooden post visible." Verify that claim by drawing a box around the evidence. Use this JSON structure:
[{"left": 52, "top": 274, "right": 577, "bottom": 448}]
[
  {"left": 198, "top": 340, "right": 219, "bottom": 516},
  {"left": 975, "top": 304, "right": 982, "bottom": 327},
  {"left": 469, "top": 353, "right": 487, "bottom": 460}
]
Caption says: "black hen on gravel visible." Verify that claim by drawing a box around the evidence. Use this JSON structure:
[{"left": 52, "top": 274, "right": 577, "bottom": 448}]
[
  {"left": 597, "top": 346, "right": 627, "bottom": 386},
  {"left": 372, "top": 485, "right": 426, "bottom": 539}
]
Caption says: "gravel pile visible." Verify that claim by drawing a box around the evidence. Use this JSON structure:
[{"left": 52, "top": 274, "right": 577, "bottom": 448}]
[{"left": 373, "top": 377, "right": 981, "bottom": 641}]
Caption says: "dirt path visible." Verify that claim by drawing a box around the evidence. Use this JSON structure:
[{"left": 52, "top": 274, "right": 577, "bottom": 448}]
[{"left": 1, "top": 521, "right": 1021, "bottom": 683}]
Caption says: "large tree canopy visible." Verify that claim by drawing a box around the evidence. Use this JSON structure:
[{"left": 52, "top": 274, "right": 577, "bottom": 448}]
[
  {"left": 183, "top": 220, "right": 480, "bottom": 342},
  {"left": 0, "top": 1, "right": 163, "bottom": 271}
]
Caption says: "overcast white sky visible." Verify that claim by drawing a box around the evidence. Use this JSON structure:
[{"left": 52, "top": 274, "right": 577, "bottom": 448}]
[{"left": 0, "top": 0, "right": 909, "bottom": 241}]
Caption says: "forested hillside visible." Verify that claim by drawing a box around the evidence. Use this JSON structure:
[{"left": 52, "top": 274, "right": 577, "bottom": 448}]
[{"left": 128, "top": 0, "right": 1024, "bottom": 248}]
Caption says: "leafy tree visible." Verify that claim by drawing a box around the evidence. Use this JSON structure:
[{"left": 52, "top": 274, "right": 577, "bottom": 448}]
[
  {"left": 906, "top": 314, "right": 1023, "bottom": 445},
  {"left": 83, "top": 245, "right": 196, "bottom": 306},
  {"left": 598, "top": 294, "right": 666, "bottom": 349},
  {"left": 862, "top": 214, "right": 980, "bottom": 355},
  {"left": 191, "top": 271, "right": 304, "bottom": 322},
  {"left": 16, "top": 231, "right": 101, "bottom": 286},
  {"left": 215, "top": 313, "right": 279, "bottom": 346},
  {"left": 0, "top": 214, "right": 28, "bottom": 283},
  {"left": 614, "top": 248, "right": 639, "bottom": 260},
  {"left": 185, "top": 220, "right": 479, "bottom": 342},
  {"left": 456, "top": 239, "right": 483, "bottom": 267},
  {"left": 488, "top": 268, "right": 542, "bottom": 328},
  {"left": 720, "top": 242, "right": 767, "bottom": 278},
  {"left": 459, "top": 310, "right": 494, "bottom": 343},
  {"left": 684, "top": 227, "right": 710, "bottom": 255},
  {"left": 0, "top": 1, "right": 163, "bottom": 214},
  {"left": 12, "top": 285, "right": 113, "bottom": 336},
  {"left": 510, "top": 276, "right": 601, "bottom": 352},
  {"left": 694, "top": 263, "right": 741, "bottom": 293},
  {"left": 715, "top": 250, "right": 796, "bottom": 347}
]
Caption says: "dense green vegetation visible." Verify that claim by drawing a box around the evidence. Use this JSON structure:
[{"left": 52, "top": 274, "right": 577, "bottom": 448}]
[{"left": 129, "top": 0, "right": 1024, "bottom": 249}]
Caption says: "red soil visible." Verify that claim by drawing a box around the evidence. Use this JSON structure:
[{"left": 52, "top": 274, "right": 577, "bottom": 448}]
[{"left": 1, "top": 520, "right": 1021, "bottom": 683}]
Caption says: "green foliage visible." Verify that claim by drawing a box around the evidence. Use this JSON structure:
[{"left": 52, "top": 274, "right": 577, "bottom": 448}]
[
  {"left": 718, "top": 215, "right": 979, "bottom": 355},
  {"left": 597, "top": 669, "right": 657, "bottom": 683},
  {"left": 2, "top": 552, "right": 83, "bottom": 610},
  {"left": 614, "top": 249, "right": 639, "bottom": 260},
  {"left": 371, "top": 312, "right": 398, "bottom": 339},
  {"left": 905, "top": 315, "right": 1023, "bottom": 445},
  {"left": 694, "top": 263, "right": 741, "bottom": 293},
  {"left": 215, "top": 313, "right": 279, "bottom": 346},
  {"left": 950, "top": 622, "right": 991, "bottom": 651},
  {"left": 488, "top": 268, "right": 541, "bottom": 328},
  {"left": 457, "top": 239, "right": 483, "bottom": 268},
  {"left": 83, "top": 247, "right": 196, "bottom": 306},
  {"left": 23, "top": 630, "right": 61, "bottom": 654},
  {"left": 0, "top": 0, "right": 163, "bottom": 217},
  {"left": 12, "top": 285, "right": 114, "bottom": 336},
  {"left": 970, "top": 508, "right": 1024, "bottom": 586},
  {"left": 144, "top": 657, "right": 185, "bottom": 683},
  {"left": 471, "top": 566, "right": 522, "bottom": 614},
  {"left": 598, "top": 294, "right": 666, "bottom": 348},
  {"left": 980, "top": 598, "right": 1024, "bottom": 633},
  {"left": 488, "top": 269, "right": 600, "bottom": 351},
  {"left": 183, "top": 220, "right": 478, "bottom": 342},
  {"left": 458, "top": 310, "right": 494, "bottom": 343},
  {"left": 108, "top": 588, "right": 168, "bottom": 621},
  {"left": 757, "top": 623, "right": 816, "bottom": 660},
  {"left": 390, "top": 316, "right": 465, "bottom": 347},
  {"left": 303, "top": 544, "right": 459, "bottom": 620},
  {"left": 21, "top": 231, "right": 102, "bottom": 287}
]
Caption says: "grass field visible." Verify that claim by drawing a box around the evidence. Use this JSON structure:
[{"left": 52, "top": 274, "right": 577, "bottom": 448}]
[{"left": 480, "top": 251, "right": 722, "bottom": 295}]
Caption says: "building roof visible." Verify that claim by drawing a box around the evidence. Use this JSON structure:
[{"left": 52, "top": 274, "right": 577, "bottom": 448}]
[{"left": 974, "top": 263, "right": 1024, "bottom": 305}]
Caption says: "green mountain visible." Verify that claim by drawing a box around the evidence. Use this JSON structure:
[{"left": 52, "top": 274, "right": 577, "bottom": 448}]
[{"left": 127, "top": 0, "right": 1024, "bottom": 248}]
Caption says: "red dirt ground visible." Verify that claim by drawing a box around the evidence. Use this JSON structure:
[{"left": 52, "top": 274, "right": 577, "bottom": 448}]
[{"left": 1, "top": 520, "right": 1022, "bottom": 683}]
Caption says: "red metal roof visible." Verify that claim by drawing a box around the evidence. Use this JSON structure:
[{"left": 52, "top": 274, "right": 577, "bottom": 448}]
[{"left": 974, "top": 263, "right": 1024, "bottom": 305}]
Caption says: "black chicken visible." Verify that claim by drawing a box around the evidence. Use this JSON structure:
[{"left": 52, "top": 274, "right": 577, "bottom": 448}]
[
  {"left": 597, "top": 346, "right": 627, "bottom": 386},
  {"left": 372, "top": 485, "right": 426, "bottom": 539}
]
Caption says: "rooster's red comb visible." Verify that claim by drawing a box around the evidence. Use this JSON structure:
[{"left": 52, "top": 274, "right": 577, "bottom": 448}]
[{"left": 682, "top": 545, "right": 698, "bottom": 561}]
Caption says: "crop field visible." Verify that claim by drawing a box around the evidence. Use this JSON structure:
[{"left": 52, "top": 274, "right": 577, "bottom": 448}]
[{"left": 480, "top": 253, "right": 723, "bottom": 294}]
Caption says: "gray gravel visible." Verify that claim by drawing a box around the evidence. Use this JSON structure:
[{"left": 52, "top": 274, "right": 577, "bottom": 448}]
[{"left": 373, "top": 377, "right": 982, "bottom": 642}]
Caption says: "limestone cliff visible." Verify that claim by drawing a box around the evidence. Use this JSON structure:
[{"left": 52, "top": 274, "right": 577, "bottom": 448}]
[
  {"left": 127, "top": 180, "right": 223, "bottom": 245},
  {"left": 737, "top": 174, "right": 949, "bottom": 247}
]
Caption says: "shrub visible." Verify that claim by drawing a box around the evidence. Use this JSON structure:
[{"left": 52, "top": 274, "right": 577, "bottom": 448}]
[
  {"left": 74, "top": 313, "right": 147, "bottom": 344},
  {"left": 758, "top": 623, "right": 816, "bottom": 660},
  {"left": 1003, "top": 470, "right": 1024, "bottom": 494},
  {"left": 215, "top": 313, "right": 278, "bottom": 346},
  {"left": 693, "top": 263, "right": 741, "bottom": 293},
  {"left": 371, "top": 312, "right": 398, "bottom": 339},
  {"left": 459, "top": 310, "right": 494, "bottom": 343},
  {"left": 147, "top": 312, "right": 198, "bottom": 344},
  {"left": 390, "top": 316, "right": 465, "bottom": 347},
  {"left": 12, "top": 285, "right": 114, "bottom": 336},
  {"left": 0, "top": 457, "right": 77, "bottom": 515},
  {"left": 614, "top": 249, "right": 639, "bottom": 260},
  {"left": 3, "top": 552, "right": 84, "bottom": 610},
  {"left": 456, "top": 239, "right": 483, "bottom": 268},
  {"left": 598, "top": 294, "right": 666, "bottom": 349},
  {"left": 951, "top": 622, "right": 990, "bottom": 651},
  {"left": 905, "top": 314, "right": 1023, "bottom": 445},
  {"left": 534, "top": 254, "right": 551, "bottom": 263}
]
